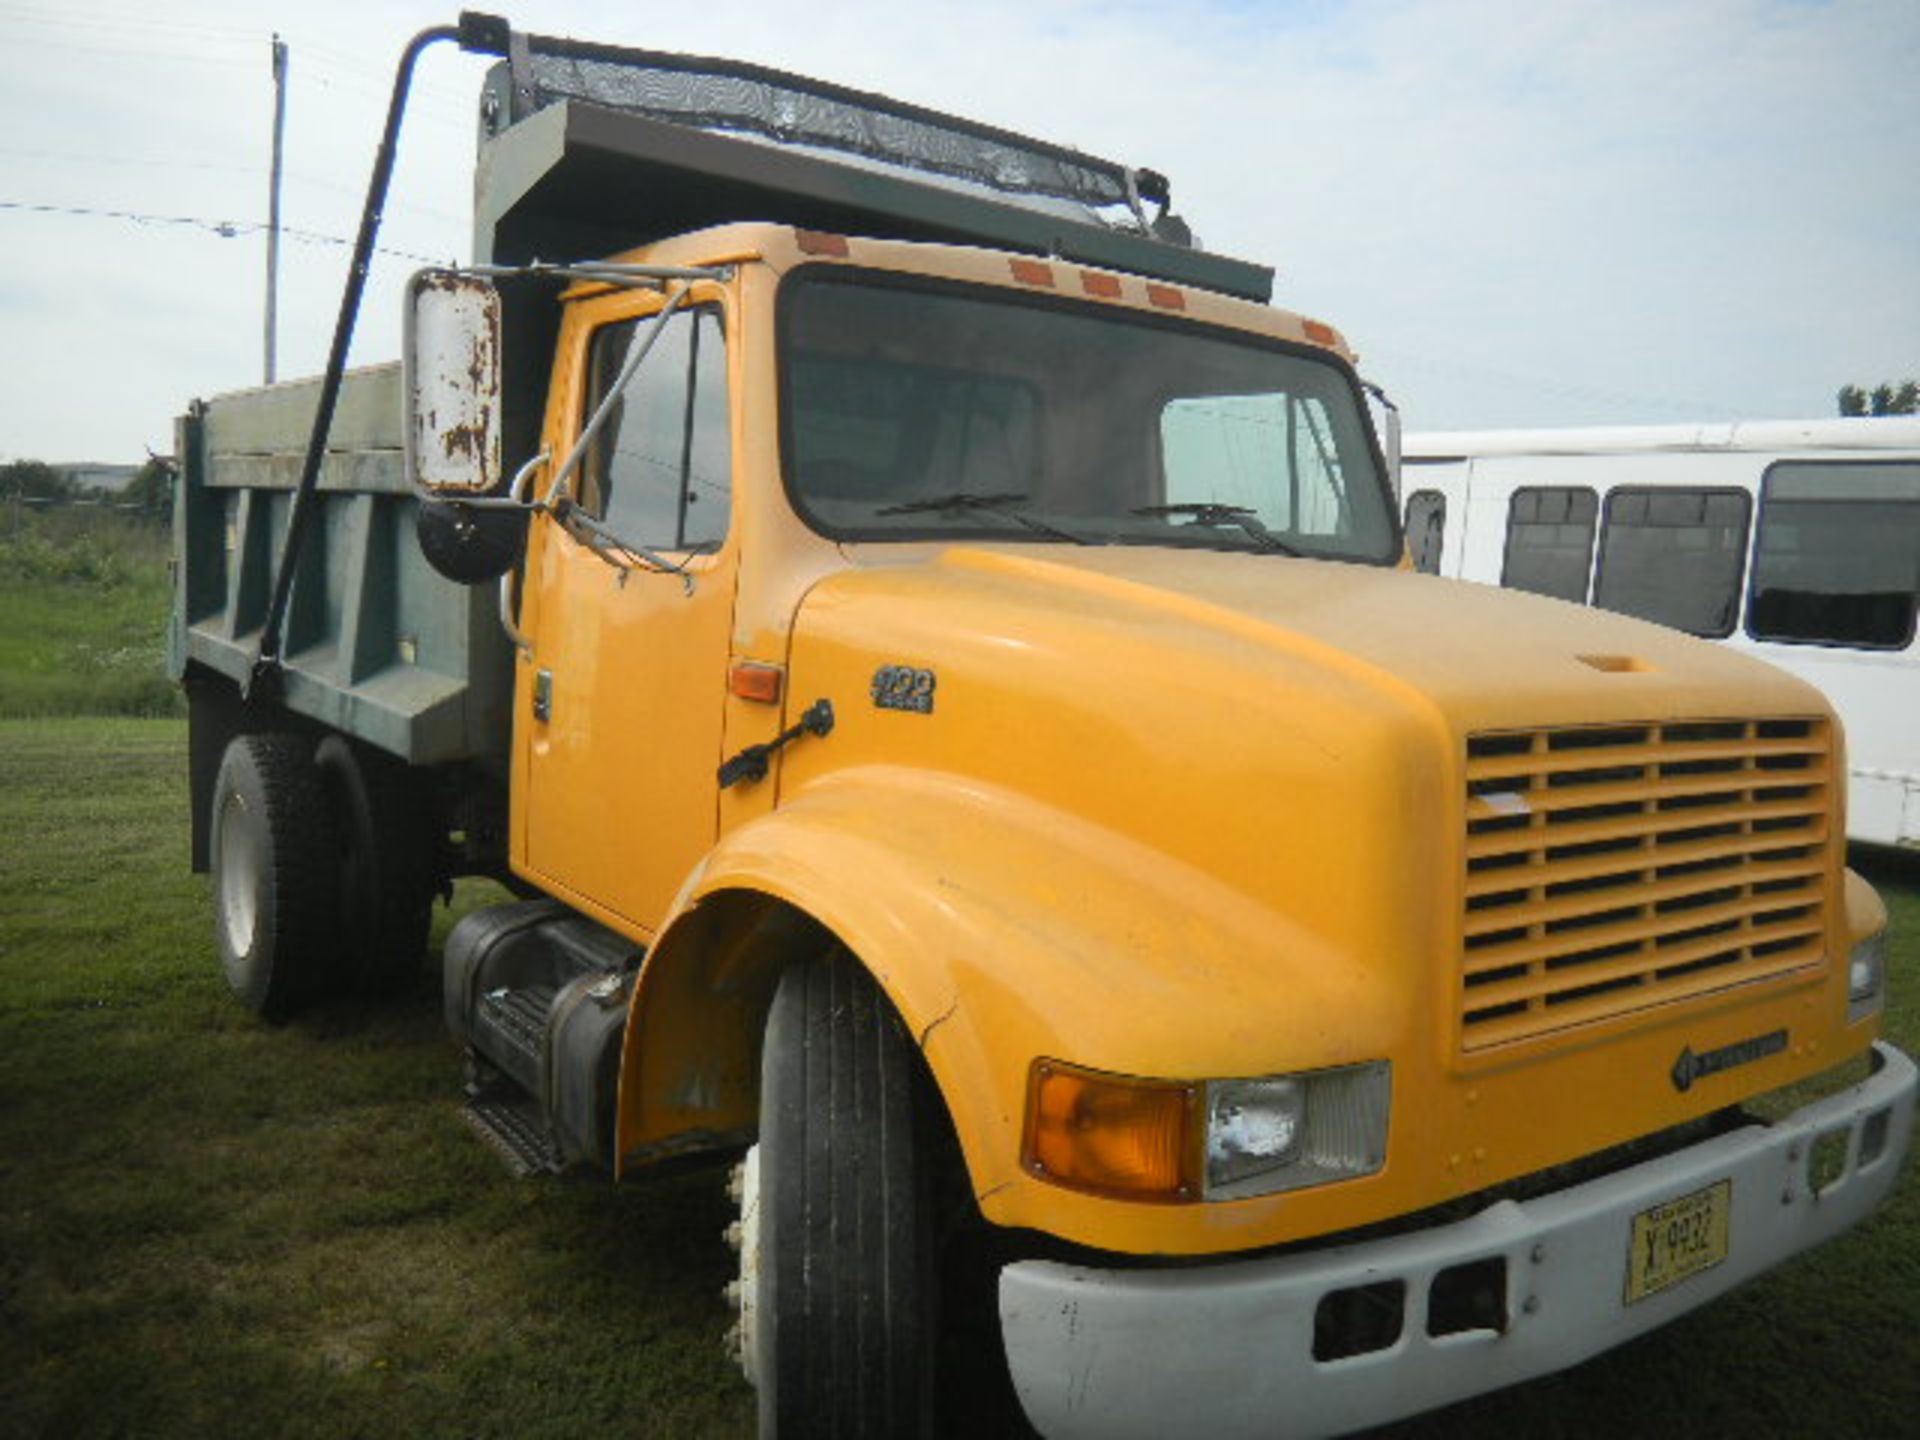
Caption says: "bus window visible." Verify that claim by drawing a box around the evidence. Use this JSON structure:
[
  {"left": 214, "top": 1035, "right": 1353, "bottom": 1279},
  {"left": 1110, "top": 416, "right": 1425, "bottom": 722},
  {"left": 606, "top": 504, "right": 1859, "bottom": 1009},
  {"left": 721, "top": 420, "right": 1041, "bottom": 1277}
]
[
  {"left": 1501, "top": 487, "right": 1597, "bottom": 603},
  {"left": 1405, "top": 489, "right": 1445, "bottom": 573},
  {"left": 1748, "top": 462, "right": 1920, "bottom": 649},
  {"left": 1594, "top": 488, "right": 1750, "bottom": 637}
]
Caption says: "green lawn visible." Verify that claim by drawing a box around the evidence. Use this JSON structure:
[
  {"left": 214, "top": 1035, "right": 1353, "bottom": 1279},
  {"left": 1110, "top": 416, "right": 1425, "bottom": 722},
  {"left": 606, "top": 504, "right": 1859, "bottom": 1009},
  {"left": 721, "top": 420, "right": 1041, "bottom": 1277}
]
[
  {"left": 0, "top": 719, "right": 753, "bottom": 1439},
  {"left": 0, "top": 510, "right": 180, "bottom": 718},
  {"left": 1, "top": 716, "right": 1915, "bottom": 1438}
]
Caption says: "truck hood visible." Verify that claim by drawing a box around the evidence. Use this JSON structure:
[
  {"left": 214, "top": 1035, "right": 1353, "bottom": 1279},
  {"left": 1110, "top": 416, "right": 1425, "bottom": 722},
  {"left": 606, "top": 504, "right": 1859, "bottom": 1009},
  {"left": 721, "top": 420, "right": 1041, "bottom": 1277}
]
[
  {"left": 800, "top": 542, "right": 1823, "bottom": 737},
  {"left": 782, "top": 543, "right": 1828, "bottom": 959},
  {"left": 772, "top": 543, "right": 1841, "bottom": 1229}
]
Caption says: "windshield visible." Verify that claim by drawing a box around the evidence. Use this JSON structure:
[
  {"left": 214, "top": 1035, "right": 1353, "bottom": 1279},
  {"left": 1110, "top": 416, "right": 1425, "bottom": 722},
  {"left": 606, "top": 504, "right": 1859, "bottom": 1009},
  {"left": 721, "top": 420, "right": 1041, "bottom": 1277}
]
[{"left": 780, "top": 271, "right": 1398, "bottom": 562}]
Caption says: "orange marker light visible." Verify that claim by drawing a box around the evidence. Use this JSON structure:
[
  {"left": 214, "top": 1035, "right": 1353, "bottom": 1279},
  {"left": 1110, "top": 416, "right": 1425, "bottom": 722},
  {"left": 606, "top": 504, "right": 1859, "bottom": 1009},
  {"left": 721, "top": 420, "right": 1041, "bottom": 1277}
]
[
  {"left": 1303, "top": 319, "right": 1337, "bottom": 346},
  {"left": 1024, "top": 1059, "right": 1200, "bottom": 1203},
  {"left": 1146, "top": 284, "right": 1185, "bottom": 311},
  {"left": 794, "top": 229, "right": 851, "bottom": 257},
  {"left": 729, "top": 661, "right": 785, "bottom": 704},
  {"left": 1009, "top": 258, "right": 1056, "bottom": 288},
  {"left": 1080, "top": 271, "right": 1122, "bottom": 299}
]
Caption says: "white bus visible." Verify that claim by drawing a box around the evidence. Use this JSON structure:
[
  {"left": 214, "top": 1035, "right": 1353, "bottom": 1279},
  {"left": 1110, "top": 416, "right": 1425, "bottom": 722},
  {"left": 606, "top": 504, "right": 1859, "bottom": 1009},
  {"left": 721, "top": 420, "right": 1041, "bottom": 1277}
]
[{"left": 1402, "top": 417, "right": 1920, "bottom": 849}]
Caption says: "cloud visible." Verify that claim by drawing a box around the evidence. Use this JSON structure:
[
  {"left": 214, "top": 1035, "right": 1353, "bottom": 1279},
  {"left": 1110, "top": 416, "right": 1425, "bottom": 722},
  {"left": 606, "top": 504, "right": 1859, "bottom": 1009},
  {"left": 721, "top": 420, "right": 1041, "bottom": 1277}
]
[{"left": 0, "top": 0, "right": 1913, "bottom": 460}]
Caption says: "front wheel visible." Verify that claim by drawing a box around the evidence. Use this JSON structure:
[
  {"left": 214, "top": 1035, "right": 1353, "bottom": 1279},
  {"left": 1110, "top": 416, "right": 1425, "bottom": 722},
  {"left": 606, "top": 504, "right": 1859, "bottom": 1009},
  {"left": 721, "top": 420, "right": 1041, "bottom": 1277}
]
[{"left": 737, "top": 949, "right": 938, "bottom": 1438}]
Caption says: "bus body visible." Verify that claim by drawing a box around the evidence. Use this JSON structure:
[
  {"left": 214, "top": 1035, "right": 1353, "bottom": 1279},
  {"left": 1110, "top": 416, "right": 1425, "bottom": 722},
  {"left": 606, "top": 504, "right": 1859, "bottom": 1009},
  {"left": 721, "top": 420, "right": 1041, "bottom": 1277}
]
[{"left": 1403, "top": 419, "right": 1920, "bottom": 849}]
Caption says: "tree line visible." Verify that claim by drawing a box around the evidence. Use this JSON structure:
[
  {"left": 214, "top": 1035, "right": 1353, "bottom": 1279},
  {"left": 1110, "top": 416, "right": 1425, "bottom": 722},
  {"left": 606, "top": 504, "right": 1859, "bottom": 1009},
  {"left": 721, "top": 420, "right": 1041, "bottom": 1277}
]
[
  {"left": 1, "top": 457, "right": 174, "bottom": 518},
  {"left": 1837, "top": 380, "right": 1919, "bottom": 416}
]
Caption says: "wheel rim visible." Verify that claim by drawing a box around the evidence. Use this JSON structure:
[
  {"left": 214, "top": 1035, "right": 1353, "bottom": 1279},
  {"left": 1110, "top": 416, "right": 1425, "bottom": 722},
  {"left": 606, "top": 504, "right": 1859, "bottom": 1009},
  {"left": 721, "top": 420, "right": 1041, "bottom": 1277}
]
[
  {"left": 216, "top": 789, "right": 263, "bottom": 960},
  {"left": 725, "top": 1144, "right": 763, "bottom": 1384}
]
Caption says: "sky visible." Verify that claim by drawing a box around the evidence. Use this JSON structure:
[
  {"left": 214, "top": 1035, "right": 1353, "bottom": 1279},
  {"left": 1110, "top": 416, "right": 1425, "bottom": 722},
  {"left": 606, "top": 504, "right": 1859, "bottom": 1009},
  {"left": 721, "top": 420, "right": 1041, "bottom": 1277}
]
[{"left": 0, "top": 0, "right": 1915, "bottom": 464}]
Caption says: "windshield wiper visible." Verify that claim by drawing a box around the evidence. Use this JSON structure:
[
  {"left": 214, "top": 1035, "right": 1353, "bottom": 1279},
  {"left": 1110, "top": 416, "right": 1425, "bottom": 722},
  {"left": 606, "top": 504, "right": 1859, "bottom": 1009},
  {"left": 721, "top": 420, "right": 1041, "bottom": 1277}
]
[
  {"left": 876, "top": 491, "right": 1091, "bottom": 545},
  {"left": 1130, "top": 502, "right": 1299, "bottom": 555}
]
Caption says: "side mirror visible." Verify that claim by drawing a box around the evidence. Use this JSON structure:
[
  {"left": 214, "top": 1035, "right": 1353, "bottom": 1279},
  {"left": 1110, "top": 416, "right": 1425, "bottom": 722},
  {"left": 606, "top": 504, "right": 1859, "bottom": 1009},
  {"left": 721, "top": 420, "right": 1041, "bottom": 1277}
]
[
  {"left": 1363, "top": 381, "right": 1402, "bottom": 507},
  {"left": 403, "top": 269, "right": 503, "bottom": 495}
]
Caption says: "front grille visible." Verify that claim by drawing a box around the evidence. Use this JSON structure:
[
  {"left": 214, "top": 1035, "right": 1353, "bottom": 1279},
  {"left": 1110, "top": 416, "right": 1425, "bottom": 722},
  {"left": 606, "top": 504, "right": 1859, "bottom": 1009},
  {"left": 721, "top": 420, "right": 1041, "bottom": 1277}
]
[{"left": 1459, "top": 718, "right": 1831, "bottom": 1051}]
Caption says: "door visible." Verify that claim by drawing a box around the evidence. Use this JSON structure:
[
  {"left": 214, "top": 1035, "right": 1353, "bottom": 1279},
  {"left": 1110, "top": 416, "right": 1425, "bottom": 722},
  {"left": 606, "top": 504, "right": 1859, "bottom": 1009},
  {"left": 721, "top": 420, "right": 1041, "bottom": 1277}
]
[{"left": 517, "top": 291, "right": 737, "bottom": 932}]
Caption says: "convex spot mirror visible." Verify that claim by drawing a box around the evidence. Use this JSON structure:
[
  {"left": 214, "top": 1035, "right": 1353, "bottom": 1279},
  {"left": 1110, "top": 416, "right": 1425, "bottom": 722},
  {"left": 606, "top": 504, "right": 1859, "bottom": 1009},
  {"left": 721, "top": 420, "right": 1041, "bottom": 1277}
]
[{"left": 404, "top": 269, "right": 503, "bottom": 496}]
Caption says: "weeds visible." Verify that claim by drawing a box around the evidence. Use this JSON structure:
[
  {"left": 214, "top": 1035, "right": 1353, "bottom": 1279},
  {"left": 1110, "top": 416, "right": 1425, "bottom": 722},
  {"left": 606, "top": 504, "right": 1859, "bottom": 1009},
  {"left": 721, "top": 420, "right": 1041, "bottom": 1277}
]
[{"left": 0, "top": 507, "right": 181, "bottom": 718}]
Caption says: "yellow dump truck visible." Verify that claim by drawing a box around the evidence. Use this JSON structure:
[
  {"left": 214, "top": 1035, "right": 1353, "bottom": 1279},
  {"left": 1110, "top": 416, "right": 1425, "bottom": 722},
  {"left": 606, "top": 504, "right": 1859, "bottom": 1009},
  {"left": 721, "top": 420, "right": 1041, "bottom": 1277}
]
[{"left": 170, "top": 15, "right": 1914, "bottom": 1437}]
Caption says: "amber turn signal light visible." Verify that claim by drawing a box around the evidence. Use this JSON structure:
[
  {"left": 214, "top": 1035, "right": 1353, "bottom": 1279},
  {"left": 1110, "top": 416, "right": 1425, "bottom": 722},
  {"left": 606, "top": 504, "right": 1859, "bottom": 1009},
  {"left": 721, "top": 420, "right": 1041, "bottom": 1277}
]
[
  {"left": 728, "top": 661, "right": 785, "bottom": 704},
  {"left": 794, "top": 229, "right": 851, "bottom": 257},
  {"left": 1009, "top": 258, "right": 1056, "bottom": 288},
  {"left": 1023, "top": 1059, "right": 1200, "bottom": 1203}
]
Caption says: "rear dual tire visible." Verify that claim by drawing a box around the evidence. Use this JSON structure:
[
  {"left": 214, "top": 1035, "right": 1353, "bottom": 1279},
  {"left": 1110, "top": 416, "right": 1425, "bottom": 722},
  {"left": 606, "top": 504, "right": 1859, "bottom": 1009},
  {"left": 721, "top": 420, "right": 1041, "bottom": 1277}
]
[
  {"left": 314, "top": 735, "right": 437, "bottom": 996},
  {"left": 209, "top": 731, "right": 438, "bottom": 1017},
  {"left": 210, "top": 733, "right": 342, "bottom": 1020}
]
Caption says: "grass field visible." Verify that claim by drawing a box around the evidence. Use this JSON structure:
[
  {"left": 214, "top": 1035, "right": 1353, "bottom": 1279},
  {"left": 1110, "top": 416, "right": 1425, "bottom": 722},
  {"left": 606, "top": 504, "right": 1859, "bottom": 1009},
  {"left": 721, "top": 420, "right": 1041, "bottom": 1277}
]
[
  {"left": 0, "top": 509, "right": 181, "bottom": 718},
  {"left": 0, "top": 720, "right": 753, "bottom": 1439},
  {"left": 1, "top": 716, "right": 1916, "bottom": 1439}
]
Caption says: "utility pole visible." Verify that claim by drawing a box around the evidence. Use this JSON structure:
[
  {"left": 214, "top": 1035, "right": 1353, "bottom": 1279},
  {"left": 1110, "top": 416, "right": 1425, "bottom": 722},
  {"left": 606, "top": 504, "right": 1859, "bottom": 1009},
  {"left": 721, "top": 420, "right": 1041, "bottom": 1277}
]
[{"left": 265, "top": 34, "right": 288, "bottom": 384}]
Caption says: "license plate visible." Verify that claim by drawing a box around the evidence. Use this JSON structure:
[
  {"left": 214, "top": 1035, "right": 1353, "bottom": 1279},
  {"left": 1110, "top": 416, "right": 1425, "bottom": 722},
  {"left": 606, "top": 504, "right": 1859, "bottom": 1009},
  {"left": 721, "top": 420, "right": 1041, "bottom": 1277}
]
[{"left": 1625, "top": 1179, "right": 1731, "bottom": 1305}]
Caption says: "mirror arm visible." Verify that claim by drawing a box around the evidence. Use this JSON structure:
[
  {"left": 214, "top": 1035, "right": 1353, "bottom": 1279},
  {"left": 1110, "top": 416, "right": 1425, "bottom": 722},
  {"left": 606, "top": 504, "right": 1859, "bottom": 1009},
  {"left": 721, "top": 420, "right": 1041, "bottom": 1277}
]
[
  {"left": 554, "top": 500, "right": 697, "bottom": 598},
  {"left": 542, "top": 279, "right": 700, "bottom": 508},
  {"left": 436, "top": 448, "right": 550, "bottom": 511},
  {"left": 1362, "top": 380, "right": 1403, "bottom": 507},
  {"left": 493, "top": 449, "right": 549, "bottom": 656}
]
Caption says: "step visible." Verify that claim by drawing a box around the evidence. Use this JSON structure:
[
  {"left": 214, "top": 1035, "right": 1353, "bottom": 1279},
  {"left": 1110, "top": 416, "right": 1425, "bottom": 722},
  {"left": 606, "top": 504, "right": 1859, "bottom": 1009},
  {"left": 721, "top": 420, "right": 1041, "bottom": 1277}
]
[{"left": 463, "top": 1087, "right": 562, "bottom": 1177}]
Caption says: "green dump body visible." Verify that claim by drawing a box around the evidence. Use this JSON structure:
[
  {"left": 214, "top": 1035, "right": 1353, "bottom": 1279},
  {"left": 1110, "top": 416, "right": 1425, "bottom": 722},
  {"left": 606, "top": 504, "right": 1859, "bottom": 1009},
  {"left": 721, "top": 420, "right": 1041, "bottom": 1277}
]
[{"left": 168, "top": 364, "right": 514, "bottom": 767}]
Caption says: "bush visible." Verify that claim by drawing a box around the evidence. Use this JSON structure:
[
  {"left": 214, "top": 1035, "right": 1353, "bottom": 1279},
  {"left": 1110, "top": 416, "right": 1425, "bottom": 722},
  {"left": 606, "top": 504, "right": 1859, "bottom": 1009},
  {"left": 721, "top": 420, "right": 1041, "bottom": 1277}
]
[{"left": 0, "top": 507, "right": 182, "bottom": 718}]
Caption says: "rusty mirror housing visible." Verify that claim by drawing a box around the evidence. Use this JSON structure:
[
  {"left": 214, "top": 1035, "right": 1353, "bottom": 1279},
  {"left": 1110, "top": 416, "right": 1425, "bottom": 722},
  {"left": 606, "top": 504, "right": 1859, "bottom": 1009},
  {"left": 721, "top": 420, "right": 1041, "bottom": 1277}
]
[{"left": 404, "top": 269, "right": 503, "bottom": 495}]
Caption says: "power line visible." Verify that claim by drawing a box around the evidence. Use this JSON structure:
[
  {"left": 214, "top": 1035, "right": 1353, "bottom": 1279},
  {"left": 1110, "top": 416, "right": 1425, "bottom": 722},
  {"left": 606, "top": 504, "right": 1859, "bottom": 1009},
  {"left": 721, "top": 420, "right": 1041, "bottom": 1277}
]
[
  {"left": 0, "top": 198, "right": 450, "bottom": 265},
  {"left": 0, "top": 1, "right": 258, "bottom": 44},
  {"left": 0, "top": 144, "right": 262, "bottom": 177},
  {"left": 0, "top": 146, "right": 468, "bottom": 227},
  {"left": 0, "top": 33, "right": 256, "bottom": 68}
]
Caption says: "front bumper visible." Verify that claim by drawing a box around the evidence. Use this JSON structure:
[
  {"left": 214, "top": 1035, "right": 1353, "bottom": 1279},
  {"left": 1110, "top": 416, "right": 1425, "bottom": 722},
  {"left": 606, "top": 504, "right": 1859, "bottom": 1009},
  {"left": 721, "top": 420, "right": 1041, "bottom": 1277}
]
[{"left": 1000, "top": 1041, "right": 1915, "bottom": 1440}]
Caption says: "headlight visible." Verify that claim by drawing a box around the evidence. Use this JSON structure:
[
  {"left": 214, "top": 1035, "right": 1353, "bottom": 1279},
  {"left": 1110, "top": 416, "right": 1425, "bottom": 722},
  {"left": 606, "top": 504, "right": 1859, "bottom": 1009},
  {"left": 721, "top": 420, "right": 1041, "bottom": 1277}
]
[
  {"left": 1023, "top": 1058, "right": 1391, "bottom": 1204},
  {"left": 1848, "top": 929, "right": 1887, "bottom": 1024},
  {"left": 1206, "top": 1062, "right": 1391, "bottom": 1200}
]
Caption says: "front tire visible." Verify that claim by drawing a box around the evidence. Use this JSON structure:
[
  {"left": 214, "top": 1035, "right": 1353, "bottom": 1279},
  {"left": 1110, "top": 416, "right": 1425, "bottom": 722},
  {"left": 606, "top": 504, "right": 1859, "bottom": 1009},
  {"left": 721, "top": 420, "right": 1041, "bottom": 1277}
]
[
  {"left": 209, "top": 733, "right": 341, "bottom": 1019},
  {"left": 745, "top": 949, "right": 937, "bottom": 1438}
]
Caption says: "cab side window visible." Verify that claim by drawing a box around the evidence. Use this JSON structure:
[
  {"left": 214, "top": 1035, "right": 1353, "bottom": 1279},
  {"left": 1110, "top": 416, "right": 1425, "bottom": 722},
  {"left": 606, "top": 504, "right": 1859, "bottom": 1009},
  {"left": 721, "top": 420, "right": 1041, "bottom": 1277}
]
[{"left": 579, "top": 306, "right": 731, "bottom": 551}]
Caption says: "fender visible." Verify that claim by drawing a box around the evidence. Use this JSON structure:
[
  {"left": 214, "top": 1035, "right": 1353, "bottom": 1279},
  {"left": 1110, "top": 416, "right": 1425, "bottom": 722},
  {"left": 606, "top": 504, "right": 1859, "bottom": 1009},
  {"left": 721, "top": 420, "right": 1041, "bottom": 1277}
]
[{"left": 615, "top": 763, "right": 1416, "bottom": 1254}]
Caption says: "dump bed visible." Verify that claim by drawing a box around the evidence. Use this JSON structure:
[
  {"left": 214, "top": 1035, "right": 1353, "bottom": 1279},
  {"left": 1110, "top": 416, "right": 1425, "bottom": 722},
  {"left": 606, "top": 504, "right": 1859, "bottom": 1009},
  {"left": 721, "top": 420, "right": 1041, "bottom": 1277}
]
[{"left": 169, "top": 366, "right": 514, "bottom": 765}]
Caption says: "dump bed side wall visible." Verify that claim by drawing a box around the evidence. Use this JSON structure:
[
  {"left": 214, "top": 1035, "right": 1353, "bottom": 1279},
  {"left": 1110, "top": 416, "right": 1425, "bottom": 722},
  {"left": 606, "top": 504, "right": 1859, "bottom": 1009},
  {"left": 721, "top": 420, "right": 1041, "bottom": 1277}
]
[{"left": 169, "top": 363, "right": 514, "bottom": 767}]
